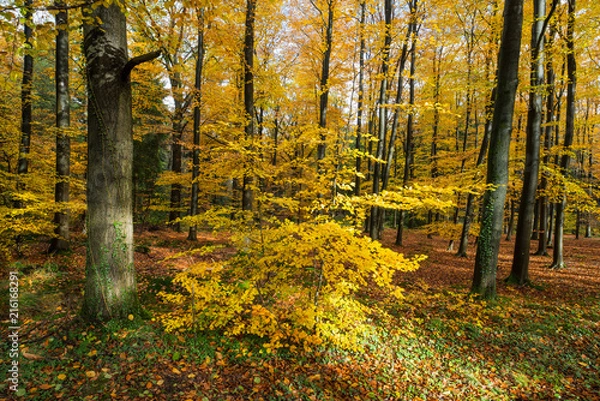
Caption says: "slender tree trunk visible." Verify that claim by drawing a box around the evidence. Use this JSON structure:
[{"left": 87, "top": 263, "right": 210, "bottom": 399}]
[
  {"left": 167, "top": 66, "right": 185, "bottom": 231},
  {"left": 354, "top": 0, "right": 366, "bottom": 197},
  {"left": 505, "top": 200, "right": 516, "bottom": 241},
  {"left": 370, "top": 0, "right": 392, "bottom": 240},
  {"left": 472, "top": 0, "right": 524, "bottom": 300},
  {"left": 16, "top": 0, "right": 34, "bottom": 199},
  {"left": 536, "top": 30, "right": 555, "bottom": 256},
  {"left": 242, "top": 0, "right": 256, "bottom": 211},
  {"left": 82, "top": 1, "right": 159, "bottom": 321},
  {"left": 316, "top": 0, "right": 334, "bottom": 161},
  {"left": 508, "top": 0, "right": 553, "bottom": 284},
  {"left": 550, "top": 0, "right": 576, "bottom": 269},
  {"left": 188, "top": 9, "right": 205, "bottom": 241},
  {"left": 396, "top": 1, "right": 418, "bottom": 246},
  {"left": 49, "top": 2, "right": 71, "bottom": 253}
]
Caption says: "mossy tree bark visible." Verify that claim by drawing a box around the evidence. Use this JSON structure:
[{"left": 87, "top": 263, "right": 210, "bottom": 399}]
[
  {"left": 471, "top": 0, "right": 524, "bottom": 300},
  {"left": 82, "top": 1, "right": 159, "bottom": 321}
]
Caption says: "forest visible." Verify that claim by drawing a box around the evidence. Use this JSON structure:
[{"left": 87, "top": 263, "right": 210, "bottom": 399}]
[{"left": 0, "top": 0, "right": 599, "bottom": 399}]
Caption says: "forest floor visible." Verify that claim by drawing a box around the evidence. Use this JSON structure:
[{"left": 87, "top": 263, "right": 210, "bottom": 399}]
[{"left": 1, "top": 229, "right": 599, "bottom": 400}]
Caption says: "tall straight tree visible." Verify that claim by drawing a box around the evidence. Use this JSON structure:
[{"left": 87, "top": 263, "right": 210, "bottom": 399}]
[
  {"left": 16, "top": 0, "right": 33, "bottom": 203},
  {"left": 242, "top": 0, "right": 256, "bottom": 211},
  {"left": 370, "top": 0, "right": 393, "bottom": 240},
  {"left": 354, "top": 0, "right": 366, "bottom": 197},
  {"left": 550, "top": 0, "right": 576, "bottom": 269},
  {"left": 188, "top": 8, "right": 206, "bottom": 241},
  {"left": 508, "top": 0, "right": 557, "bottom": 284},
  {"left": 82, "top": 0, "right": 159, "bottom": 320},
  {"left": 49, "top": 1, "right": 71, "bottom": 253},
  {"left": 396, "top": 0, "right": 419, "bottom": 247},
  {"left": 316, "top": 0, "right": 334, "bottom": 161},
  {"left": 471, "top": 0, "right": 524, "bottom": 299}
]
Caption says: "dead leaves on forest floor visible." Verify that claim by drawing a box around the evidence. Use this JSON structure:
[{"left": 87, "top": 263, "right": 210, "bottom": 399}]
[{"left": 1, "top": 228, "right": 599, "bottom": 400}]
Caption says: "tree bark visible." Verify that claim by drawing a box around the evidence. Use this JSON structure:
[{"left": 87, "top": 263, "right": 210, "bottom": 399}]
[
  {"left": 242, "top": 0, "right": 256, "bottom": 211},
  {"left": 396, "top": 2, "right": 418, "bottom": 246},
  {"left": 82, "top": 1, "right": 159, "bottom": 321},
  {"left": 370, "top": 0, "right": 393, "bottom": 240},
  {"left": 316, "top": 0, "right": 334, "bottom": 161},
  {"left": 354, "top": 0, "right": 366, "bottom": 197},
  {"left": 471, "top": 0, "right": 524, "bottom": 300},
  {"left": 508, "top": 0, "right": 550, "bottom": 284},
  {"left": 188, "top": 9, "right": 205, "bottom": 241},
  {"left": 49, "top": 1, "right": 71, "bottom": 253},
  {"left": 550, "top": 0, "right": 576, "bottom": 269},
  {"left": 16, "top": 0, "right": 33, "bottom": 197}
]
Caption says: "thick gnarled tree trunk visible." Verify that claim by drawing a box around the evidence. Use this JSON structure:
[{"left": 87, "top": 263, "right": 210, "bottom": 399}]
[{"left": 82, "top": 1, "right": 159, "bottom": 321}]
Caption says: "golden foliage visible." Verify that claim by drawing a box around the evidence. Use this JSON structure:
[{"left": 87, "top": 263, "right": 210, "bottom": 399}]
[{"left": 157, "top": 219, "right": 423, "bottom": 352}]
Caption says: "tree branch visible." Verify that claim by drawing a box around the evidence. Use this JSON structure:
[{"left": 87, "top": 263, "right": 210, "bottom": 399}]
[{"left": 121, "top": 50, "right": 161, "bottom": 81}]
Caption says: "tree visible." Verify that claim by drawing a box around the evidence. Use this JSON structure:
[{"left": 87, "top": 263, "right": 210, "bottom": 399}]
[
  {"left": 81, "top": 1, "right": 159, "bottom": 321},
  {"left": 508, "top": 0, "right": 558, "bottom": 284},
  {"left": 316, "top": 0, "right": 335, "bottom": 162},
  {"left": 550, "top": 0, "right": 576, "bottom": 270},
  {"left": 188, "top": 7, "right": 206, "bottom": 240},
  {"left": 16, "top": 0, "right": 34, "bottom": 205},
  {"left": 49, "top": 0, "right": 71, "bottom": 253},
  {"left": 471, "top": 0, "right": 524, "bottom": 299},
  {"left": 242, "top": 0, "right": 256, "bottom": 211},
  {"left": 369, "top": 0, "right": 393, "bottom": 241}
]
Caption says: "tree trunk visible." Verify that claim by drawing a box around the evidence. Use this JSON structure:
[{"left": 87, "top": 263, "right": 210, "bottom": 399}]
[
  {"left": 316, "top": 0, "right": 334, "bottom": 161},
  {"left": 370, "top": 0, "right": 392, "bottom": 240},
  {"left": 16, "top": 0, "right": 34, "bottom": 197},
  {"left": 242, "top": 0, "right": 256, "bottom": 211},
  {"left": 188, "top": 9, "right": 205, "bottom": 241},
  {"left": 471, "top": 0, "right": 524, "bottom": 300},
  {"left": 49, "top": 2, "right": 71, "bottom": 253},
  {"left": 536, "top": 28, "right": 555, "bottom": 256},
  {"left": 457, "top": 88, "right": 494, "bottom": 257},
  {"left": 508, "top": 0, "right": 552, "bottom": 284},
  {"left": 550, "top": 0, "right": 576, "bottom": 269},
  {"left": 82, "top": 1, "right": 159, "bottom": 321},
  {"left": 354, "top": 0, "right": 366, "bottom": 197},
  {"left": 396, "top": 1, "right": 418, "bottom": 246}
]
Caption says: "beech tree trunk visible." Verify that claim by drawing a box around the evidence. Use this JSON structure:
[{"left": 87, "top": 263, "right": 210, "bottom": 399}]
[
  {"left": 188, "top": 9, "right": 205, "bottom": 241},
  {"left": 370, "top": 0, "right": 392, "bottom": 240},
  {"left": 17, "top": 0, "right": 33, "bottom": 196},
  {"left": 508, "top": 0, "right": 553, "bottom": 284},
  {"left": 471, "top": 0, "right": 524, "bottom": 299},
  {"left": 49, "top": 2, "right": 71, "bottom": 253},
  {"left": 82, "top": 1, "right": 159, "bottom": 321},
  {"left": 550, "top": 0, "right": 576, "bottom": 269},
  {"left": 316, "top": 0, "right": 334, "bottom": 161},
  {"left": 242, "top": 0, "right": 256, "bottom": 211},
  {"left": 396, "top": 2, "right": 418, "bottom": 246},
  {"left": 354, "top": 0, "right": 366, "bottom": 197}
]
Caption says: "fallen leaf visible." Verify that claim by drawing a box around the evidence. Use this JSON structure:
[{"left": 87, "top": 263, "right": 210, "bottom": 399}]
[{"left": 23, "top": 351, "right": 44, "bottom": 360}]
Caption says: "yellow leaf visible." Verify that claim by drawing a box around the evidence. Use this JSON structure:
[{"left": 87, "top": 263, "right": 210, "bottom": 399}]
[
  {"left": 57, "top": 374, "right": 67, "bottom": 381},
  {"left": 128, "top": 314, "right": 134, "bottom": 321},
  {"left": 85, "top": 371, "right": 96, "bottom": 378}
]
